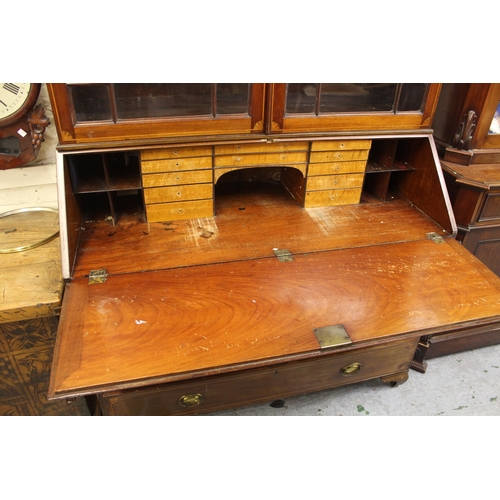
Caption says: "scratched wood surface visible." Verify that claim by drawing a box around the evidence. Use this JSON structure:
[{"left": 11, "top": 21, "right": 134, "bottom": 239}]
[
  {"left": 71, "top": 183, "right": 446, "bottom": 278},
  {"left": 50, "top": 235, "right": 500, "bottom": 398},
  {"left": 0, "top": 211, "right": 63, "bottom": 323}
]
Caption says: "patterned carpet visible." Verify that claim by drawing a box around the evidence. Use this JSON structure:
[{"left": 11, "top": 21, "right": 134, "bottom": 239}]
[{"left": 0, "top": 316, "right": 90, "bottom": 416}]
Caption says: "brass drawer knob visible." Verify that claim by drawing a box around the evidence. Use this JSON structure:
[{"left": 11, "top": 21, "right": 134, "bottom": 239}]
[
  {"left": 178, "top": 393, "right": 204, "bottom": 408},
  {"left": 340, "top": 362, "right": 362, "bottom": 376}
]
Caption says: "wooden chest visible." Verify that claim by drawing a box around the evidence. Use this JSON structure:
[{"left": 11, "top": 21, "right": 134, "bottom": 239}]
[
  {"left": 0, "top": 209, "right": 88, "bottom": 415},
  {"left": 47, "top": 133, "right": 500, "bottom": 415}
]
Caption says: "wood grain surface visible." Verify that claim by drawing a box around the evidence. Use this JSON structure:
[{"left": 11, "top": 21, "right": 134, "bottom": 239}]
[
  {"left": 71, "top": 186, "right": 446, "bottom": 279},
  {"left": 50, "top": 236, "right": 500, "bottom": 398},
  {"left": 0, "top": 210, "right": 63, "bottom": 323}
]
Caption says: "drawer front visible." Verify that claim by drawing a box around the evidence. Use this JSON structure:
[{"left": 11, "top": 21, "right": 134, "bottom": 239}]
[
  {"left": 310, "top": 149, "right": 369, "bottom": 163},
  {"left": 141, "top": 146, "right": 213, "bottom": 161},
  {"left": 308, "top": 161, "right": 367, "bottom": 176},
  {"left": 214, "top": 152, "right": 308, "bottom": 168},
  {"left": 215, "top": 142, "right": 309, "bottom": 155},
  {"left": 311, "top": 140, "right": 372, "bottom": 151},
  {"left": 479, "top": 192, "right": 500, "bottom": 222},
  {"left": 305, "top": 188, "right": 362, "bottom": 207},
  {"left": 99, "top": 338, "right": 417, "bottom": 416},
  {"left": 142, "top": 170, "right": 212, "bottom": 188},
  {"left": 144, "top": 183, "right": 212, "bottom": 204},
  {"left": 214, "top": 164, "right": 307, "bottom": 182},
  {"left": 146, "top": 199, "right": 214, "bottom": 222},
  {"left": 141, "top": 156, "right": 212, "bottom": 173},
  {"left": 307, "top": 173, "right": 365, "bottom": 191}
]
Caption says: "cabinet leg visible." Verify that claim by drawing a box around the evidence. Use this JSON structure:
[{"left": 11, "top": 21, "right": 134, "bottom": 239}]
[
  {"left": 85, "top": 395, "right": 102, "bottom": 416},
  {"left": 410, "top": 337, "right": 430, "bottom": 373},
  {"left": 380, "top": 371, "right": 409, "bottom": 387}
]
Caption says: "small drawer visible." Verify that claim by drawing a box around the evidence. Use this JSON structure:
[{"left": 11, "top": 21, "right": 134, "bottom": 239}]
[
  {"left": 311, "top": 140, "right": 372, "bottom": 151},
  {"left": 141, "top": 156, "right": 212, "bottom": 174},
  {"left": 98, "top": 338, "right": 417, "bottom": 415},
  {"left": 479, "top": 192, "right": 500, "bottom": 222},
  {"left": 144, "top": 183, "right": 212, "bottom": 204},
  {"left": 310, "top": 150, "right": 370, "bottom": 163},
  {"left": 214, "top": 151, "right": 308, "bottom": 168},
  {"left": 141, "top": 146, "right": 212, "bottom": 161},
  {"left": 308, "top": 161, "right": 367, "bottom": 176},
  {"left": 146, "top": 199, "right": 214, "bottom": 223},
  {"left": 305, "top": 188, "right": 362, "bottom": 208},
  {"left": 142, "top": 170, "right": 212, "bottom": 188},
  {"left": 306, "top": 173, "right": 365, "bottom": 191},
  {"left": 215, "top": 142, "right": 309, "bottom": 155}
]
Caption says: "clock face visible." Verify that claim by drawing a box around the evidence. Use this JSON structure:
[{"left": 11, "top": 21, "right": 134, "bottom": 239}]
[{"left": 0, "top": 83, "right": 33, "bottom": 122}]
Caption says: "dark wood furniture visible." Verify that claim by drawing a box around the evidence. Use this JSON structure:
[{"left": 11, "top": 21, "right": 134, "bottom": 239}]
[
  {"left": 427, "top": 84, "right": 500, "bottom": 358},
  {"left": 46, "top": 83, "right": 500, "bottom": 415},
  {"left": 433, "top": 84, "right": 500, "bottom": 273}
]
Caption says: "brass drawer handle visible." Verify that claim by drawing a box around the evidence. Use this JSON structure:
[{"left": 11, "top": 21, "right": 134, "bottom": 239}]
[
  {"left": 340, "top": 362, "right": 362, "bottom": 376},
  {"left": 178, "top": 393, "right": 204, "bottom": 408}
]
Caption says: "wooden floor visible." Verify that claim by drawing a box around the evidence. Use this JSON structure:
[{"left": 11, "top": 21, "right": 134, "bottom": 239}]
[{"left": 0, "top": 316, "right": 89, "bottom": 416}]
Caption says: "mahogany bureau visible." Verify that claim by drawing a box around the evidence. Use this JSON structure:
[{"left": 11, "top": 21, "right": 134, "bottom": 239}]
[{"left": 46, "top": 84, "right": 500, "bottom": 415}]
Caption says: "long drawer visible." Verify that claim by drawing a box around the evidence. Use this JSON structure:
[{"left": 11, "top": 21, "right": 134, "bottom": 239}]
[
  {"left": 98, "top": 338, "right": 417, "bottom": 416},
  {"left": 141, "top": 156, "right": 212, "bottom": 173},
  {"left": 144, "top": 183, "right": 212, "bottom": 204},
  {"left": 305, "top": 188, "right": 363, "bottom": 207},
  {"left": 310, "top": 150, "right": 369, "bottom": 163},
  {"left": 214, "top": 151, "right": 308, "bottom": 167},
  {"left": 306, "top": 173, "right": 365, "bottom": 191},
  {"left": 308, "top": 161, "right": 367, "bottom": 176},
  {"left": 142, "top": 170, "right": 212, "bottom": 188},
  {"left": 141, "top": 146, "right": 212, "bottom": 161},
  {"left": 145, "top": 199, "right": 214, "bottom": 222},
  {"left": 311, "top": 139, "right": 372, "bottom": 151}
]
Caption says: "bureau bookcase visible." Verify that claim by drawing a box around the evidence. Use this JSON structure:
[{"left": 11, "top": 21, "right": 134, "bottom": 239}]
[{"left": 47, "top": 84, "right": 500, "bottom": 415}]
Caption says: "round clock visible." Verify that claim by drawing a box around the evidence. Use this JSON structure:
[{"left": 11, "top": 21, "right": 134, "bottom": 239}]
[
  {"left": 0, "top": 83, "right": 50, "bottom": 170},
  {"left": 0, "top": 83, "right": 40, "bottom": 126}
]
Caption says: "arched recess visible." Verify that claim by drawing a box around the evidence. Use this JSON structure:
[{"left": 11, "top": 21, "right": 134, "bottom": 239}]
[{"left": 214, "top": 165, "right": 307, "bottom": 210}]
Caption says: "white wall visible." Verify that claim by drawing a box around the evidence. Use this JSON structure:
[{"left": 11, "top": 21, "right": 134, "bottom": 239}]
[{"left": 0, "top": 84, "right": 58, "bottom": 212}]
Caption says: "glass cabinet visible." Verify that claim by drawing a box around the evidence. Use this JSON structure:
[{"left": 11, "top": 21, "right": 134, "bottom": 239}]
[
  {"left": 69, "top": 83, "right": 252, "bottom": 122},
  {"left": 268, "top": 83, "right": 440, "bottom": 135},
  {"left": 48, "top": 83, "right": 441, "bottom": 147},
  {"left": 48, "top": 83, "right": 266, "bottom": 145}
]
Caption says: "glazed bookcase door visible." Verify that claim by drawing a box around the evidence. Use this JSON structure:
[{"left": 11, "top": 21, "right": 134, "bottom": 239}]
[
  {"left": 267, "top": 83, "right": 441, "bottom": 134},
  {"left": 48, "top": 83, "right": 266, "bottom": 146}
]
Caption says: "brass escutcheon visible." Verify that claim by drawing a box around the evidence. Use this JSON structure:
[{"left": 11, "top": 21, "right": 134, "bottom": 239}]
[
  {"left": 341, "top": 362, "right": 362, "bottom": 376},
  {"left": 178, "top": 393, "right": 204, "bottom": 408}
]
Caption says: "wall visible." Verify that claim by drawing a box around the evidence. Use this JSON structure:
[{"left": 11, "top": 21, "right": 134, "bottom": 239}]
[{"left": 0, "top": 84, "right": 58, "bottom": 213}]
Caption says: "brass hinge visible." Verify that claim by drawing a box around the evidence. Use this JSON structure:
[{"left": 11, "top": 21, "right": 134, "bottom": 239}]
[
  {"left": 314, "top": 324, "right": 352, "bottom": 349},
  {"left": 274, "top": 248, "right": 293, "bottom": 262},
  {"left": 89, "top": 269, "right": 107, "bottom": 284},
  {"left": 426, "top": 232, "right": 445, "bottom": 244}
]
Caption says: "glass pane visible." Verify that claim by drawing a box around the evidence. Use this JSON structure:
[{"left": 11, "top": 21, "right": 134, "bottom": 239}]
[
  {"left": 397, "top": 84, "right": 428, "bottom": 112},
  {"left": 286, "top": 84, "right": 318, "bottom": 114},
  {"left": 216, "top": 84, "right": 250, "bottom": 114},
  {"left": 319, "top": 84, "right": 397, "bottom": 113},
  {"left": 70, "top": 85, "right": 112, "bottom": 122},
  {"left": 489, "top": 101, "right": 500, "bottom": 135},
  {"left": 114, "top": 84, "right": 212, "bottom": 119},
  {"left": 0, "top": 136, "right": 21, "bottom": 157}
]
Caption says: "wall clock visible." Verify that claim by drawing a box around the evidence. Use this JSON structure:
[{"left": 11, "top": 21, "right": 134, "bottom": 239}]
[{"left": 0, "top": 83, "right": 50, "bottom": 170}]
